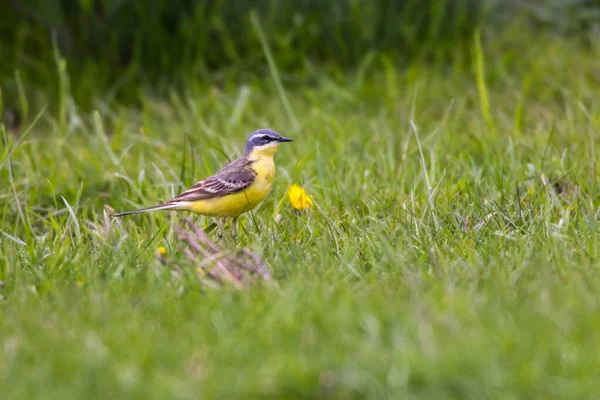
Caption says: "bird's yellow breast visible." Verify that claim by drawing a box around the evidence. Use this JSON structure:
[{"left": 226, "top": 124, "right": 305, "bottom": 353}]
[{"left": 187, "top": 146, "right": 277, "bottom": 218}]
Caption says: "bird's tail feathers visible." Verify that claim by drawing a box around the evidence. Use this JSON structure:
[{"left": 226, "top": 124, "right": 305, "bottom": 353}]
[{"left": 111, "top": 203, "right": 181, "bottom": 218}]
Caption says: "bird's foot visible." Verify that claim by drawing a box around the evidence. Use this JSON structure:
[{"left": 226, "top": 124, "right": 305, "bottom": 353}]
[{"left": 217, "top": 218, "right": 226, "bottom": 241}]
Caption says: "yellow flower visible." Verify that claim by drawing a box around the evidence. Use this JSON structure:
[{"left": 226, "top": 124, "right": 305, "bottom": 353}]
[
  {"left": 288, "top": 184, "right": 313, "bottom": 211},
  {"left": 157, "top": 246, "right": 167, "bottom": 256}
]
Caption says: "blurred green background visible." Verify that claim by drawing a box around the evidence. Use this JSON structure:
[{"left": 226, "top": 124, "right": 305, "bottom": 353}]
[
  {"left": 2, "top": 2, "right": 600, "bottom": 398},
  {"left": 1, "top": 0, "right": 598, "bottom": 113}
]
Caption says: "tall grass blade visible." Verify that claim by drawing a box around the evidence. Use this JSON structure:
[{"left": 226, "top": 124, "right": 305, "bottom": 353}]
[
  {"left": 93, "top": 111, "right": 120, "bottom": 167},
  {"left": 250, "top": 11, "right": 299, "bottom": 131},
  {"left": 0, "top": 107, "right": 47, "bottom": 172},
  {"left": 473, "top": 30, "right": 495, "bottom": 136},
  {"left": 53, "top": 33, "right": 69, "bottom": 129},
  {"left": 2, "top": 125, "right": 26, "bottom": 229},
  {"left": 0, "top": 230, "right": 27, "bottom": 246},
  {"left": 410, "top": 121, "right": 440, "bottom": 231},
  {"left": 14, "top": 70, "right": 29, "bottom": 122},
  {"left": 62, "top": 196, "right": 81, "bottom": 240}
]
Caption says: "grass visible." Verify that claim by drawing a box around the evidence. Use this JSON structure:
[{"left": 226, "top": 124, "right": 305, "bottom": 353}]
[
  {"left": 1, "top": 31, "right": 600, "bottom": 398},
  {"left": 2, "top": 0, "right": 482, "bottom": 111}
]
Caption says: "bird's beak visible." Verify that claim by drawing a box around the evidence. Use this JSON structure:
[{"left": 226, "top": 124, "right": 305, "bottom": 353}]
[{"left": 278, "top": 136, "right": 293, "bottom": 143}]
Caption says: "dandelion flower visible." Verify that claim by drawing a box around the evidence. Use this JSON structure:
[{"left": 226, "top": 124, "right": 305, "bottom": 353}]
[
  {"left": 288, "top": 184, "right": 313, "bottom": 212},
  {"left": 157, "top": 246, "right": 167, "bottom": 256}
]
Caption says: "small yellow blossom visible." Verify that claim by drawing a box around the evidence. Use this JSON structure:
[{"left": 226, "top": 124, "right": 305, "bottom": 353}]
[
  {"left": 197, "top": 268, "right": 206, "bottom": 277},
  {"left": 157, "top": 246, "right": 167, "bottom": 256},
  {"left": 288, "top": 184, "right": 313, "bottom": 211}
]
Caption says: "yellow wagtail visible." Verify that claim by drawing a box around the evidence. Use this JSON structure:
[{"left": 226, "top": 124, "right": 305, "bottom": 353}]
[{"left": 111, "top": 129, "right": 293, "bottom": 236}]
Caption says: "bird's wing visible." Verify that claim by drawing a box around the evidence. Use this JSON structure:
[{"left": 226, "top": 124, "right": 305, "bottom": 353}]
[{"left": 167, "top": 157, "right": 256, "bottom": 203}]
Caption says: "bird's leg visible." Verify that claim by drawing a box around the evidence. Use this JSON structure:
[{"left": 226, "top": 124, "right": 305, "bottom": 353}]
[
  {"left": 231, "top": 217, "right": 238, "bottom": 238},
  {"left": 217, "top": 218, "right": 225, "bottom": 239}
]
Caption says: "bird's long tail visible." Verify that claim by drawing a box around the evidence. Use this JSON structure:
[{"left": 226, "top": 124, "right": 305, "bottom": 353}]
[{"left": 111, "top": 203, "right": 181, "bottom": 218}]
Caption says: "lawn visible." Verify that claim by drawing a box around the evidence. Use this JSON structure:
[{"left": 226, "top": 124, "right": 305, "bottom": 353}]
[{"left": 1, "top": 32, "right": 600, "bottom": 399}]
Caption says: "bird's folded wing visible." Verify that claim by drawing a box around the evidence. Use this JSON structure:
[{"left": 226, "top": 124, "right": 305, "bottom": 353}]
[{"left": 167, "top": 162, "right": 256, "bottom": 203}]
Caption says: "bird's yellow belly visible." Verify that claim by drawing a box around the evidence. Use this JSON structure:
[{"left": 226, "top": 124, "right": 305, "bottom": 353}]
[{"left": 187, "top": 158, "right": 275, "bottom": 218}]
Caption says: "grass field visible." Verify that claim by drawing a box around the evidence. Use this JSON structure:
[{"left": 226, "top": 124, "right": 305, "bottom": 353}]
[{"left": 1, "top": 31, "right": 600, "bottom": 398}]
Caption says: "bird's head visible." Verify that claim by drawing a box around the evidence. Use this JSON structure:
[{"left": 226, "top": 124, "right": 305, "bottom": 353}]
[{"left": 244, "top": 129, "right": 293, "bottom": 157}]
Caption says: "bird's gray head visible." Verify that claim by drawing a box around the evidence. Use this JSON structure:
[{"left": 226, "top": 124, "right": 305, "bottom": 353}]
[{"left": 244, "top": 129, "right": 293, "bottom": 154}]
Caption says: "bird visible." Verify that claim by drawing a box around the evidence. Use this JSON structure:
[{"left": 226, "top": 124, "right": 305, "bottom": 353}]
[{"left": 111, "top": 128, "right": 293, "bottom": 237}]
